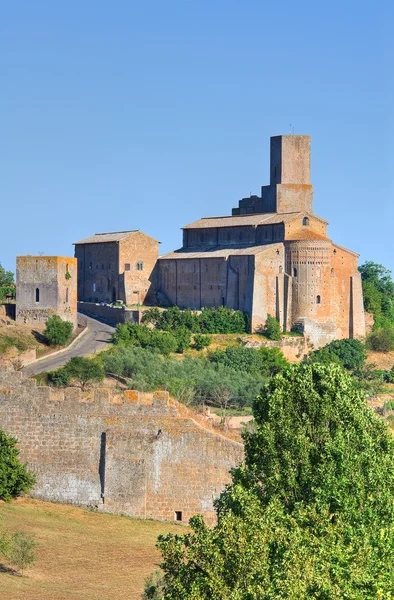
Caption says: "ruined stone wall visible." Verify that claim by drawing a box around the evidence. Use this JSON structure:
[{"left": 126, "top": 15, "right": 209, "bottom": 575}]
[
  {"left": 16, "top": 256, "right": 77, "bottom": 330},
  {"left": 0, "top": 371, "right": 243, "bottom": 525}
]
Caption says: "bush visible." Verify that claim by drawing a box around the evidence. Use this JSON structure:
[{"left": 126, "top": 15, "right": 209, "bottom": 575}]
[
  {"left": 47, "top": 369, "right": 71, "bottom": 387},
  {"left": 193, "top": 334, "right": 212, "bottom": 350},
  {"left": 208, "top": 345, "right": 288, "bottom": 377},
  {"left": 7, "top": 530, "right": 35, "bottom": 574},
  {"left": 264, "top": 314, "right": 281, "bottom": 340},
  {"left": 142, "top": 306, "right": 250, "bottom": 334},
  {"left": 366, "top": 327, "right": 394, "bottom": 352},
  {"left": 43, "top": 315, "right": 73, "bottom": 346},
  {"left": 307, "top": 338, "right": 367, "bottom": 372},
  {"left": 112, "top": 322, "right": 187, "bottom": 355},
  {"left": 0, "top": 430, "right": 35, "bottom": 501},
  {"left": 65, "top": 357, "right": 105, "bottom": 390}
]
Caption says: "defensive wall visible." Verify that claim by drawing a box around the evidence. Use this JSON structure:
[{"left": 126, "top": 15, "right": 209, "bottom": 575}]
[{"left": 0, "top": 370, "right": 243, "bottom": 525}]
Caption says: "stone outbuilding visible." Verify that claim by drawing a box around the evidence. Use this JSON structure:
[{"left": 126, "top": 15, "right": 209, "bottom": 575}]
[
  {"left": 16, "top": 256, "right": 77, "bottom": 329},
  {"left": 158, "top": 135, "right": 365, "bottom": 347},
  {"left": 74, "top": 230, "right": 159, "bottom": 305}
]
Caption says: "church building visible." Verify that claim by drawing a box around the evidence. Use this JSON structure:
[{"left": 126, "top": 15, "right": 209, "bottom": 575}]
[{"left": 158, "top": 135, "right": 365, "bottom": 347}]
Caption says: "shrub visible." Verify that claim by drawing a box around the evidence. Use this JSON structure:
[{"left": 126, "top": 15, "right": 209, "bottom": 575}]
[
  {"left": 264, "top": 314, "right": 281, "bottom": 340},
  {"left": 208, "top": 345, "right": 288, "bottom": 377},
  {"left": 174, "top": 327, "right": 191, "bottom": 353},
  {"left": 366, "top": 327, "right": 394, "bottom": 352},
  {"left": 0, "top": 430, "right": 35, "bottom": 501},
  {"left": 193, "top": 334, "right": 212, "bottom": 350},
  {"left": 142, "top": 306, "right": 249, "bottom": 334},
  {"left": 65, "top": 357, "right": 105, "bottom": 390},
  {"left": 43, "top": 315, "right": 73, "bottom": 346},
  {"left": 7, "top": 530, "right": 35, "bottom": 574},
  {"left": 47, "top": 369, "right": 71, "bottom": 387},
  {"left": 307, "top": 338, "right": 367, "bottom": 372}
]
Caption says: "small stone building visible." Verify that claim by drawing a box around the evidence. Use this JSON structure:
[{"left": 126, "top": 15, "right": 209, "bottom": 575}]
[
  {"left": 74, "top": 230, "right": 159, "bottom": 305},
  {"left": 16, "top": 256, "right": 77, "bottom": 329},
  {"left": 158, "top": 135, "right": 365, "bottom": 347}
]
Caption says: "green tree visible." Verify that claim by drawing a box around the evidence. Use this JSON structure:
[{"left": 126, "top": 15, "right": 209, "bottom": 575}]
[
  {"left": 0, "top": 263, "right": 14, "bottom": 287},
  {"left": 154, "top": 364, "right": 394, "bottom": 598},
  {"left": 7, "top": 531, "right": 35, "bottom": 575},
  {"left": 264, "top": 314, "right": 282, "bottom": 340},
  {"left": 0, "top": 430, "right": 35, "bottom": 501},
  {"left": 367, "top": 327, "right": 394, "bottom": 352},
  {"left": 306, "top": 338, "right": 366, "bottom": 372},
  {"left": 193, "top": 334, "right": 212, "bottom": 350},
  {"left": 47, "top": 368, "right": 71, "bottom": 387},
  {"left": 65, "top": 357, "right": 105, "bottom": 390},
  {"left": 43, "top": 315, "right": 73, "bottom": 346},
  {"left": 359, "top": 261, "right": 394, "bottom": 328}
]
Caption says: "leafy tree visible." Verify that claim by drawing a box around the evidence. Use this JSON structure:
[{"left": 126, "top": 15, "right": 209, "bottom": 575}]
[
  {"left": 193, "top": 334, "right": 212, "bottom": 351},
  {"left": 0, "top": 430, "right": 35, "bottom": 501},
  {"left": 7, "top": 531, "right": 35, "bottom": 574},
  {"left": 173, "top": 327, "right": 191, "bottom": 354},
  {"left": 154, "top": 364, "right": 394, "bottom": 598},
  {"left": 65, "top": 357, "right": 105, "bottom": 390},
  {"left": 359, "top": 261, "right": 394, "bottom": 328},
  {"left": 306, "top": 338, "right": 366, "bottom": 372},
  {"left": 264, "top": 314, "right": 281, "bottom": 340},
  {"left": 209, "top": 345, "right": 288, "bottom": 377},
  {"left": 142, "top": 306, "right": 250, "bottom": 334},
  {"left": 0, "top": 263, "right": 14, "bottom": 287},
  {"left": 43, "top": 315, "right": 73, "bottom": 346},
  {"left": 367, "top": 327, "right": 394, "bottom": 352},
  {"left": 142, "top": 570, "right": 165, "bottom": 599}
]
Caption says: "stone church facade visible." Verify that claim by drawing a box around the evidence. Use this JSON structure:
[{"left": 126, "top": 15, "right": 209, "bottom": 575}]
[{"left": 158, "top": 135, "right": 365, "bottom": 347}]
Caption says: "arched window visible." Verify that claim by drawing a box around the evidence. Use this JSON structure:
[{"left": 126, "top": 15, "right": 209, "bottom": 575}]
[
  {"left": 293, "top": 267, "right": 298, "bottom": 277},
  {"left": 302, "top": 217, "right": 310, "bottom": 226},
  {"left": 316, "top": 295, "right": 321, "bottom": 304},
  {"left": 35, "top": 288, "right": 40, "bottom": 303},
  {"left": 136, "top": 261, "right": 144, "bottom": 271}
]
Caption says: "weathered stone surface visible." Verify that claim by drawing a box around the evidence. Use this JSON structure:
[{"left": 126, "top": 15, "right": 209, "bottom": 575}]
[{"left": 0, "top": 370, "right": 243, "bottom": 525}]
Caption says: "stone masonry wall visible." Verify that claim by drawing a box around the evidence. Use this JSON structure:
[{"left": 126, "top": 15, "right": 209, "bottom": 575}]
[{"left": 0, "top": 370, "right": 243, "bottom": 525}]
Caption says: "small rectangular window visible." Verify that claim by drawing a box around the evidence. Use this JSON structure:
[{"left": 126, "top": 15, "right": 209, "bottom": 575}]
[
  {"left": 125, "top": 264, "right": 131, "bottom": 271},
  {"left": 174, "top": 511, "right": 182, "bottom": 522}
]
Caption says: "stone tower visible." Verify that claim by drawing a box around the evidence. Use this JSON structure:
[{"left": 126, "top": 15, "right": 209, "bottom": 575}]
[{"left": 16, "top": 256, "right": 77, "bottom": 330}]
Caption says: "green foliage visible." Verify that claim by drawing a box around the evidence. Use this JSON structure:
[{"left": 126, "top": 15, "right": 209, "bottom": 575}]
[
  {"left": 101, "top": 345, "right": 273, "bottom": 408},
  {"left": 0, "top": 335, "right": 28, "bottom": 355},
  {"left": 0, "top": 263, "right": 14, "bottom": 287},
  {"left": 47, "top": 368, "right": 71, "bottom": 387},
  {"left": 154, "top": 364, "right": 394, "bottom": 598},
  {"left": 193, "top": 334, "right": 212, "bottom": 350},
  {"left": 306, "top": 338, "right": 367, "bottom": 372},
  {"left": 43, "top": 315, "right": 73, "bottom": 346},
  {"left": 64, "top": 356, "right": 105, "bottom": 390},
  {"left": 142, "top": 306, "right": 250, "bottom": 334},
  {"left": 65, "top": 271, "right": 71, "bottom": 280},
  {"left": 5, "top": 530, "right": 36, "bottom": 574},
  {"left": 112, "top": 323, "right": 180, "bottom": 356},
  {"left": 366, "top": 327, "right": 394, "bottom": 352},
  {"left": 0, "top": 430, "right": 35, "bottom": 501},
  {"left": 264, "top": 314, "right": 282, "bottom": 340},
  {"left": 359, "top": 261, "right": 394, "bottom": 328},
  {"left": 142, "top": 570, "right": 165, "bottom": 599},
  {"left": 208, "top": 345, "right": 288, "bottom": 377},
  {"left": 387, "top": 366, "right": 394, "bottom": 383}
]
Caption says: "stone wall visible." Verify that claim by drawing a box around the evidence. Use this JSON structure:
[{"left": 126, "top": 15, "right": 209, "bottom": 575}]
[
  {"left": 77, "top": 301, "right": 141, "bottom": 325},
  {"left": 0, "top": 370, "right": 243, "bottom": 525}
]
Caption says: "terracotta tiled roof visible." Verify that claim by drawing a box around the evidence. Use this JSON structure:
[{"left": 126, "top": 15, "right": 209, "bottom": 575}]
[
  {"left": 182, "top": 211, "right": 327, "bottom": 229},
  {"left": 285, "top": 228, "right": 331, "bottom": 241},
  {"left": 159, "top": 243, "right": 283, "bottom": 260}
]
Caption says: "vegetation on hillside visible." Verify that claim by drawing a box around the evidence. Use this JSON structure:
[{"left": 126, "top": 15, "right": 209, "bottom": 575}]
[
  {"left": 142, "top": 306, "right": 250, "bottom": 334},
  {"left": 148, "top": 364, "right": 394, "bottom": 598},
  {"left": 359, "top": 261, "right": 394, "bottom": 352},
  {"left": 0, "top": 430, "right": 35, "bottom": 501},
  {"left": 43, "top": 314, "right": 73, "bottom": 346}
]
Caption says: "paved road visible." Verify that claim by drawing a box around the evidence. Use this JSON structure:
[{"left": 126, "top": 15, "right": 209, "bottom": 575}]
[{"left": 24, "top": 314, "right": 115, "bottom": 376}]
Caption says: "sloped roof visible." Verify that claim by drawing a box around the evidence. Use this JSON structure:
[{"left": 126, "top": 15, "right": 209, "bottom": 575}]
[
  {"left": 74, "top": 230, "right": 160, "bottom": 245},
  {"left": 159, "top": 243, "right": 283, "bottom": 260},
  {"left": 182, "top": 211, "right": 328, "bottom": 229},
  {"left": 285, "top": 228, "right": 331, "bottom": 241}
]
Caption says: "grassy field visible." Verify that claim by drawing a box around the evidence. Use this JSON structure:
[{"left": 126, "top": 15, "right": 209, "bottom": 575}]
[{"left": 0, "top": 498, "right": 184, "bottom": 600}]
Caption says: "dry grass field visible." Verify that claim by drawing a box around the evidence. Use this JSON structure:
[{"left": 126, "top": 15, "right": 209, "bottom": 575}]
[{"left": 0, "top": 498, "right": 184, "bottom": 600}]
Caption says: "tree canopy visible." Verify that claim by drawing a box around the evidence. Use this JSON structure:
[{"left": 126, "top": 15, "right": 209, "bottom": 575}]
[
  {"left": 359, "top": 261, "right": 394, "bottom": 328},
  {"left": 154, "top": 364, "right": 394, "bottom": 598},
  {"left": 0, "top": 430, "right": 35, "bottom": 501}
]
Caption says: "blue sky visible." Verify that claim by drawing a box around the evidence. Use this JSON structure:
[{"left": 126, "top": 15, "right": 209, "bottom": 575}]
[{"left": 1, "top": 0, "right": 393, "bottom": 275}]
